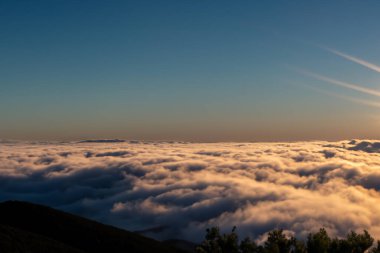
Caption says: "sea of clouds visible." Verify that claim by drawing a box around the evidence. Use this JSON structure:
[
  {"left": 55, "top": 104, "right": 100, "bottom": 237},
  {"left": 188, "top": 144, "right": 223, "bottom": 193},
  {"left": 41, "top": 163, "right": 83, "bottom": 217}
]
[{"left": 1, "top": 139, "right": 380, "bottom": 242}]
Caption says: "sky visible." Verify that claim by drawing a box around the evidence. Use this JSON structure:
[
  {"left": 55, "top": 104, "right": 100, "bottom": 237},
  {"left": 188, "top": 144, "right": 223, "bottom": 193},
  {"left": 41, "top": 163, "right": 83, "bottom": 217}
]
[{"left": 1, "top": 0, "right": 380, "bottom": 141}]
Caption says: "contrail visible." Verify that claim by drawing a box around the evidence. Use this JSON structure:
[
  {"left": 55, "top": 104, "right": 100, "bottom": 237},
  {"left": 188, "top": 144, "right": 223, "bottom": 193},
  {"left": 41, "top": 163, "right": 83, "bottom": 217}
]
[
  {"left": 297, "top": 69, "right": 380, "bottom": 97},
  {"left": 295, "top": 82, "right": 380, "bottom": 108},
  {"left": 342, "top": 95, "right": 380, "bottom": 108},
  {"left": 324, "top": 47, "right": 380, "bottom": 73}
]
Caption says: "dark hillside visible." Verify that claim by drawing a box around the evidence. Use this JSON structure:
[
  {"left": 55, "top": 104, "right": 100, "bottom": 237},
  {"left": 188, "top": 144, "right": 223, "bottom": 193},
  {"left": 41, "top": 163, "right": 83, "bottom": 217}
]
[
  {"left": 0, "top": 224, "right": 84, "bottom": 253},
  {"left": 0, "top": 201, "right": 189, "bottom": 253}
]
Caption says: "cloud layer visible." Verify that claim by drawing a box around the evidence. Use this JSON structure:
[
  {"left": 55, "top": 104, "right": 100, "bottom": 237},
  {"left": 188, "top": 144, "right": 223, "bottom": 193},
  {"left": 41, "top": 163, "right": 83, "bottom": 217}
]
[{"left": 1, "top": 140, "right": 380, "bottom": 242}]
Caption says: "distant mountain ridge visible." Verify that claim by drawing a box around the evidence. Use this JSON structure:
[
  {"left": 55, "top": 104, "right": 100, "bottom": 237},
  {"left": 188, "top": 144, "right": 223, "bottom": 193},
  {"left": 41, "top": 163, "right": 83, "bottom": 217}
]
[
  {"left": 79, "top": 139, "right": 126, "bottom": 143},
  {"left": 0, "top": 201, "right": 192, "bottom": 253}
]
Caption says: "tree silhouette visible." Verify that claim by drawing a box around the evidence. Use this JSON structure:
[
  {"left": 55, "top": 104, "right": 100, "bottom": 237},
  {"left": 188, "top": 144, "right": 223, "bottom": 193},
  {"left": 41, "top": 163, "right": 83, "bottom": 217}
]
[
  {"left": 196, "top": 227, "right": 222, "bottom": 253},
  {"left": 196, "top": 226, "right": 239, "bottom": 253},
  {"left": 370, "top": 240, "right": 380, "bottom": 253},
  {"left": 197, "top": 226, "right": 378, "bottom": 253},
  {"left": 289, "top": 236, "right": 306, "bottom": 253},
  {"left": 346, "top": 230, "right": 374, "bottom": 253},
  {"left": 239, "top": 237, "right": 259, "bottom": 253},
  {"left": 264, "top": 229, "right": 291, "bottom": 253},
  {"left": 306, "top": 228, "right": 330, "bottom": 253}
]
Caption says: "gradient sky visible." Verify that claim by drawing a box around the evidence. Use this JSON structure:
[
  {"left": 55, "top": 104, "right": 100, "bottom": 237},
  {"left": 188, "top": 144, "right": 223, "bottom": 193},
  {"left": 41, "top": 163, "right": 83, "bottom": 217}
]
[{"left": 1, "top": 0, "right": 380, "bottom": 141}]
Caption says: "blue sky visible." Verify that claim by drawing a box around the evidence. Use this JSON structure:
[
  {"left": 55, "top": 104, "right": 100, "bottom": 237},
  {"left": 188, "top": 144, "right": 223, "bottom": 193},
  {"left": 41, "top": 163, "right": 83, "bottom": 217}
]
[{"left": 1, "top": 0, "right": 380, "bottom": 141}]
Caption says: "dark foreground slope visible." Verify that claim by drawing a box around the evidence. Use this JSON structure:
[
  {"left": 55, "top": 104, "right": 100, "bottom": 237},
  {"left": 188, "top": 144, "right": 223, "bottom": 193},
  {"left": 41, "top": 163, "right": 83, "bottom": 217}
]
[
  {"left": 0, "top": 224, "right": 84, "bottom": 253},
  {"left": 0, "top": 201, "right": 190, "bottom": 253}
]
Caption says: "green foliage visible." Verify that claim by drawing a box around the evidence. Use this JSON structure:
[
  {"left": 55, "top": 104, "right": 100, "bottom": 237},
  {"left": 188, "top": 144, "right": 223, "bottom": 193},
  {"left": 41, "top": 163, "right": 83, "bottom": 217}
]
[{"left": 197, "top": 227, "right": 378, "bottom": 253}]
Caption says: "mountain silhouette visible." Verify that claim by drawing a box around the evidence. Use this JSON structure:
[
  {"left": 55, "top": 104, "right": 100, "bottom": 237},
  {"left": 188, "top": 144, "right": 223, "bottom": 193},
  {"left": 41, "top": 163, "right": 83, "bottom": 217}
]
[{"left": 0, "top": 201, "right": 191, "bottom": 253}]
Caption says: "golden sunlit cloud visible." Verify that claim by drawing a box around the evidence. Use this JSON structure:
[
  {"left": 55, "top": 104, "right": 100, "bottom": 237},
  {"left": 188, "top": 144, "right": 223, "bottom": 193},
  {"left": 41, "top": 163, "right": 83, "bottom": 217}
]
[{"left": 2, "top": 140, "right": 380, "bottom": 241}]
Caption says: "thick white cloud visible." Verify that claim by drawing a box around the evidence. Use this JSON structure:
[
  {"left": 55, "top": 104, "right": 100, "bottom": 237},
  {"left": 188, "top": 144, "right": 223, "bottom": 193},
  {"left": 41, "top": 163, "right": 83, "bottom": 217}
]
[{"left": 1, "top": 140, "right": 380, "bottom": 242}]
